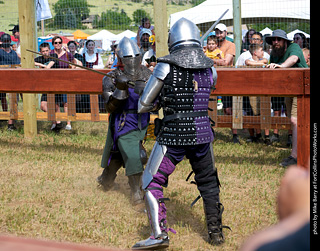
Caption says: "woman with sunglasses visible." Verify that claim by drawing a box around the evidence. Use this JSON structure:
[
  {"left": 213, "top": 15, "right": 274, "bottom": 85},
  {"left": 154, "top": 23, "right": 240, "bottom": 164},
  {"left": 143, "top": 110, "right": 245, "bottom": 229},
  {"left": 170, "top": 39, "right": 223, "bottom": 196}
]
[{"left": 50, "top": 36, "right": 79, "bottom": 131}]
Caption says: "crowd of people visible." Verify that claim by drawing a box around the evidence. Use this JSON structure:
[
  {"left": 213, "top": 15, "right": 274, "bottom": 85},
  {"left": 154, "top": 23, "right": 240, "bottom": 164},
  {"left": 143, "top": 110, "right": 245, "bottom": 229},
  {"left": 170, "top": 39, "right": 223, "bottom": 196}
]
[
  {"left": 0, "top": 17, "right": 157, "bottom": 132},
  {"left": 202, "top": 23, "right": 310, "bottom": 168}
]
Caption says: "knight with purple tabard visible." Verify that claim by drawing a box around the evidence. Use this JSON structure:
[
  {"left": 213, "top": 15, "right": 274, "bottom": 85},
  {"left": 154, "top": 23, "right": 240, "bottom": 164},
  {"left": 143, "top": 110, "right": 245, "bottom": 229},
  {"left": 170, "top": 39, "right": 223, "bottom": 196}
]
[{"left": 132, "top": 18, "right": 229, "bottom": 250}]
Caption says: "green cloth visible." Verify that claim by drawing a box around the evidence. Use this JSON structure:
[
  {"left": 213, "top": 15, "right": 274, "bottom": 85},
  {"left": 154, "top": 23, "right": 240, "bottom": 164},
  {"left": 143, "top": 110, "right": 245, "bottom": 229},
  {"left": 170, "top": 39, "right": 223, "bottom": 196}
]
[
  {"left": 270, "top": 42, "right": 308, "bottom": 68},
  {"left": 101, "top": 123, "right": 148, "bottom": 176}
]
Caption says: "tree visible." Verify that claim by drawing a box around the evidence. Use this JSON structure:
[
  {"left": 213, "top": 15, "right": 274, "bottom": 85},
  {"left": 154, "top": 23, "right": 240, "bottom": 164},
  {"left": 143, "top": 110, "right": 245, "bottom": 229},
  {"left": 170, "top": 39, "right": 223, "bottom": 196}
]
[
  {"left": 98, "top": 9, "right": 132, "bottom": 30},
  {"left": 132, "top": 9, "right": 153, "bottom": 27},
  {"left": 53, "top": 0, "right": 93, "bottom": 29}
]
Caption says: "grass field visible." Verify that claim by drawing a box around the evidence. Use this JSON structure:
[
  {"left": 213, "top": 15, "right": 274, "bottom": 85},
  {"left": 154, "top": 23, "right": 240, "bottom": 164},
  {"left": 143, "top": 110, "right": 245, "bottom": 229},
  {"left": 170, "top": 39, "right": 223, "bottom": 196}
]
[{"left": 0, "top": 120, "right": 291, "bottom": 250}]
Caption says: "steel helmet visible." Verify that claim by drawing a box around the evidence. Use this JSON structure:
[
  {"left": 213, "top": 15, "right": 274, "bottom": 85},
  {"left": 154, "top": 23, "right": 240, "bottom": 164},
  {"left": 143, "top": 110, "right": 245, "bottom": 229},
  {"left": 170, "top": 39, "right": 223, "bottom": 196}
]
[
  {"left": 168, "top": 17, "right": 201, "bottom": 53},
  {"left": 116, "top": 37, "right": 141, "bottom": 76}
]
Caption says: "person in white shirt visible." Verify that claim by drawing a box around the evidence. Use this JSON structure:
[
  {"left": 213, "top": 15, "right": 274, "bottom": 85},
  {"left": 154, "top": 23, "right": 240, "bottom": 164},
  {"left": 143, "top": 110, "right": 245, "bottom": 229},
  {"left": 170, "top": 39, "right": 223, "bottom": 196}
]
[
  {"left": 82, "top": 40, "right": 104, "bottom": 69},
  {"left": 139, "top": 28, "right": 156, "bottom": 71},
  {"left": 235, "top": 32, "right": 271, "bottom": 145},
  {"left": 236, "top": 32, "right": 270, "bottom": 66}
]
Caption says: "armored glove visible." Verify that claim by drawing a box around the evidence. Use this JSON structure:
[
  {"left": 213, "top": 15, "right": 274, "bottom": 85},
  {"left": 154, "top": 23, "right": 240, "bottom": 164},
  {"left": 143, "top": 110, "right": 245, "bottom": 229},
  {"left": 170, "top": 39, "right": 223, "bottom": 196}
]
[{"left": 115, "top": 75, "right": 130, "bottom": 90}]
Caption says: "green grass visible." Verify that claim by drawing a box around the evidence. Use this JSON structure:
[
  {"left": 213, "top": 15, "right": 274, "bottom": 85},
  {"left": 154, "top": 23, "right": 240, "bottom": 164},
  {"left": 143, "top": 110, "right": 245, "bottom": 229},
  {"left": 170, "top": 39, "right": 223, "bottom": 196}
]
[{"left": 0, "top": 120, "right": 290, "bottom": 250}]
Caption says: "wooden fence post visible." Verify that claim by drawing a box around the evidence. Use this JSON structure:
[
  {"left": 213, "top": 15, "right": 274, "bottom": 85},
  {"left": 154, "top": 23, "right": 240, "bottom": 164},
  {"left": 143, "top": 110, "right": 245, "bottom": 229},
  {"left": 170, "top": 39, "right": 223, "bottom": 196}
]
[
  {"left": 153, "top": 0, "right": 168, "bottom": 119},
  {"left": 18, "top": 0, "right": 38, "bottom": 137}
]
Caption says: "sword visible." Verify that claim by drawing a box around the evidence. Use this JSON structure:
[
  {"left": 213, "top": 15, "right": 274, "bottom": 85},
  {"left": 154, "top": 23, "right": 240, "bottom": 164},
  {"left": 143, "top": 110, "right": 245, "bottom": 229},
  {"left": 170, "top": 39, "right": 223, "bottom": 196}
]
[
  {"left": 200, "top": 9, "right": 229, "bottom": 45},
  {"left": 27, "top": 49, "right": 135, "bottom": 87},
  {"left": 27, "top": 49, "right": 111, "bottom": 77}
]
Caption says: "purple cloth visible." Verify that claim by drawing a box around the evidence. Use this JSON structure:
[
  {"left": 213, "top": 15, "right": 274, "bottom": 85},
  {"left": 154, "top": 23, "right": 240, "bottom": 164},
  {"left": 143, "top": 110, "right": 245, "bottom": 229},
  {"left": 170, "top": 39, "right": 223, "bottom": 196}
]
[
  {"left": 50, "top": 50, "right": 74, "bottom": 68},
  {"left": 148, "top": 156, "right": 176, "bottom": 231},
  {"left": 146, "top": 144, "right": 210, "bottom": 232},
  {"left": 193, "top": 69, "right": 214, "bottom": 144},
  {"left": 113, "top": 88, "right": 150, "bottom": 140}
]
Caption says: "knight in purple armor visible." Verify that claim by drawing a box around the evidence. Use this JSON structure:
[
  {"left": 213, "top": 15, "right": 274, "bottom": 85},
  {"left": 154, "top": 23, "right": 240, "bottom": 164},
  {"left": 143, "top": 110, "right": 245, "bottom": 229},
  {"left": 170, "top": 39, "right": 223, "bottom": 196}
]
[
  {"left": 132, "top": 18, "right": 228, "bottom": 250},
  {"left": 97, "top": 37, "right": 151, "bottom": 206}
]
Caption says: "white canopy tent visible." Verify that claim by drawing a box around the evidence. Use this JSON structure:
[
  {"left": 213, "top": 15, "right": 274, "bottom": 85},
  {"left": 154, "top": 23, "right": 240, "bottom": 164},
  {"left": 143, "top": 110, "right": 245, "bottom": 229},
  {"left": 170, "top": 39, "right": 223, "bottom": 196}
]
[
  {"left": 287, "top": 29, "right": 310, "bottom": 40},
  {"left": 116, "top": 30, "right": 137, "bottom": 40},
  {"left": 87, "top": 30, "right": 118, "bottom": 51},
  {"left": 260, "top": 27, "right": 273, "bottom": 36},
  {"left": 169, "top": 0, "right": 310, "bottom": 30}
]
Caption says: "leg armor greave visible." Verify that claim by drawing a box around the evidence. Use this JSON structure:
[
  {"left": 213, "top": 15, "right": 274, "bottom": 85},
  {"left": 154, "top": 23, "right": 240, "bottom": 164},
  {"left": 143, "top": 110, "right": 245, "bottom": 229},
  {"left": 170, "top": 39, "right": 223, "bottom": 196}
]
[
  {"left": 132, "top": 151, "right": 176, "bottom": 250},
  {"left": 143, "top": 154, "right": 176, "bottom": 236},
  {"left": 144, "top": 190, "right": 162, "bottom": 238}
]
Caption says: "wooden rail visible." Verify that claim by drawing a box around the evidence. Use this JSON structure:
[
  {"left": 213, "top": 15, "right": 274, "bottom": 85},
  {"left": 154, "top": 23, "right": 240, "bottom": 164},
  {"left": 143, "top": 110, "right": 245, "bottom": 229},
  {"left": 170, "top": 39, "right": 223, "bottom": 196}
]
[{"left": 0, "top": 68, "right": 310, "bottom": 168}]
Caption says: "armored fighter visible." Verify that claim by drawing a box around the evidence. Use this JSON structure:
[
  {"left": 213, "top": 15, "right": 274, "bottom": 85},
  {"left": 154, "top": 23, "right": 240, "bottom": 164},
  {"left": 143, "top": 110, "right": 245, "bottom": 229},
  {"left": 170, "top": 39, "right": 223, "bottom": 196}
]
[
  {"left": 132, "top": 18, "right": 229, "bottom": 250},
  {"left": 97, "top": 37, "right": 151, "bottom": 206}
]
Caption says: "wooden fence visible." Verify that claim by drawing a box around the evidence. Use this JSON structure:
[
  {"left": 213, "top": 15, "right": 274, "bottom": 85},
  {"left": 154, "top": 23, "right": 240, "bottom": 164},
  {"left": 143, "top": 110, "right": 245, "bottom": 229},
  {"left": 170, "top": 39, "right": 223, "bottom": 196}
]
[{"left": 0, "top": 68, "right": 310, "bottom": 168}]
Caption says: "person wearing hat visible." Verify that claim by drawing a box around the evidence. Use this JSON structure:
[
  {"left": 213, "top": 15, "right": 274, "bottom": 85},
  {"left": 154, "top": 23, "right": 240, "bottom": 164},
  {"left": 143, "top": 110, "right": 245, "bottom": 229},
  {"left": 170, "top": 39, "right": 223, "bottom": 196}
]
[
  {"left": 213, "top": 23, "right": 235, "bottom": 66},
  {"left": 139, "top": 28, "right": 156, "bottom": 70},
  {"left": 0, "top": 33, "right": 21, "bottom": 131},
  {"left": 0, "top": 33, "right": 20, "bottom": 65},
  {"left": 266, "top": 29, "right": 308, "bottom": 167},
  {"left": 9, "top": 25, "right": 20, "bottom": 58}
]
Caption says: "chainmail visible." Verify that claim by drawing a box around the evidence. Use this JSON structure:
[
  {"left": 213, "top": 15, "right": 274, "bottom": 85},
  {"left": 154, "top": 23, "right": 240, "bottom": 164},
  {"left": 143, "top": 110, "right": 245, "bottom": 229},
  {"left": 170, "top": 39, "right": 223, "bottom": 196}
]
[
  {"left": 158, "top": 47, "right": 214, "bottom": 69},
  {"left": 108, "top": 65, "right": 152, "bottom": 83}
]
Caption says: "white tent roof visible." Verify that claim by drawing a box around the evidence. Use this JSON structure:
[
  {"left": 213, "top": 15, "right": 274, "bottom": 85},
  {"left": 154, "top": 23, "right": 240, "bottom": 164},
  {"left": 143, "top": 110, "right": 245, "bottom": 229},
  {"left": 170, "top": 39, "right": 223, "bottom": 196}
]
[
  {"left": 287, "top": 29, "right": 310, "bottom": 40},
  {"left": 116, "top": 30, "right": 137, "bottom": 40},
  {"left": 169, "top": 0, "right": 310, "bottom": 28},
  {"left": 260, "top": 27, "right": 273, "bottom": 36},
  {"left": 87, "top": 30, "right": 118, "bottom": 51}
]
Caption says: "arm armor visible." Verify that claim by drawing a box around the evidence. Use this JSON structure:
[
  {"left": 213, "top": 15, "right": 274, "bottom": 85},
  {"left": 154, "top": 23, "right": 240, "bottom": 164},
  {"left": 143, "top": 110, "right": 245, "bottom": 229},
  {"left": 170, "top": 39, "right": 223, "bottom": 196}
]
[
  {"left": 211, "top": 66, "right": 217, "bottom": 89},
  {"left": 138, "top": 62, "right": 170, "bottom": 113},
  {"left": 102, "top": 75, "right": 129, "bottom": 113}
]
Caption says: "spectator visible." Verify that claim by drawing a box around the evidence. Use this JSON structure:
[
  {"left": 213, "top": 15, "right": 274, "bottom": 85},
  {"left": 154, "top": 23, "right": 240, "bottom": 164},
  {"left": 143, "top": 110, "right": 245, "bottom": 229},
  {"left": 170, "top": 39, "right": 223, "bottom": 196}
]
[
  {"left": 9, "top": 25, "right": 20, "bottom": 58},
  {"left": 136, "top": 17, "right": 155, "bottom": 47},
  {"left": 302, "top": 48, "right": 310, "bottom": 67},
  {"left": 239, "top": 165, "right": 310, "bottom": 251},
  {"left": 51, "top": 36, "right": 77, "bottom": 68},
  {"left": 0, "top": 33, "right": 20, "bottom": 131},
  {"left": 241, "top": 28, "right": 256, "bottom": 53},
  {"left": 35, "top": 42, "right": 59, "bottom": 69},
  {"left": 35, "top": 42, "right": 63, "bottom": 132},
  {"left": 205, "top": 35, "right": 224, "bottom": 60},
  {"left": 293, "top": 32, "right": 309, "bottom": 49},
  {"left": 236, "top": 32, "right": 270, "bottom": 66},
  {"left": 213, "top": 23, "right": 235, "bottom": 66},
  {"left": 105, "top": 41, "right": 118, "bottom": 69},
  {"left": 236, "top": 33, "right": 271, "bottom": 144},
  {"left": 0, "top": 33, "right": 20, "bottom": 65},
  {"left": 67, "top": 40, "right": 84, "bottom": 66},
  {"left": 81, "top": 40, "right": 104, "bottom": 69},
  {"left": 247, "top": 44, "right": 272, "bottom": 144},
  {"left": 81, "top": 39, "right": 105, "bottom": 112},
  {"left": 213, "top": 23, "right": 239, "bottom": 143},
  {"left": 139, "top": 28, "right": 156, "bottom": 71},
  {"left": 11, "top": 41, "right": 17, "bottom": 52},
  {"left": 263, "top": 34, "right": 273, "bottom": 55},
  {"left": 67, "top": 40, "right": 88, "bottom": 113},
  {"left": 266, "top": 29, "right": 308, "bottom": 167},
  {"left": 51, "top": 36, "right": 78, "bottom": 131}
]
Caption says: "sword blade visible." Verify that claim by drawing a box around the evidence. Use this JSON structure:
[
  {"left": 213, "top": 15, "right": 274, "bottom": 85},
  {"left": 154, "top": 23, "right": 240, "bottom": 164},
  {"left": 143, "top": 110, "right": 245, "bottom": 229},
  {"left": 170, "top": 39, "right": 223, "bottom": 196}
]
[
  {"left": 26, "top": 49, "right": 111, "bottom": 78},
  {"left": 200, "top": 9, "right": 229, "bottom": 45}
]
